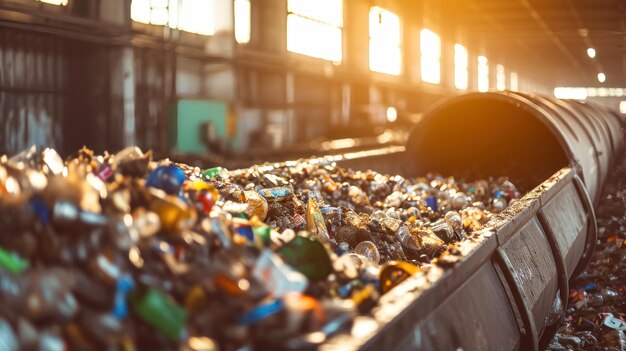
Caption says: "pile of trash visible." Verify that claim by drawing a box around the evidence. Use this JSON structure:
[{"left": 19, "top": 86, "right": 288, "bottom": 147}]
[{"left": 0, "top": 146, "right": 520, "bottom": 350}]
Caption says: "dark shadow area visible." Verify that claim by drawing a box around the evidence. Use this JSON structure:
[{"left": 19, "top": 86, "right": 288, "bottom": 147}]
[{"left": 407, "top": 97, "right": 569, "bottom": 192}]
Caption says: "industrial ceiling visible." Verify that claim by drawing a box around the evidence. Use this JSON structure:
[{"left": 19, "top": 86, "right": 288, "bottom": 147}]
[{"left": 439, "top": 0, "right": 626, "bottom": 88}]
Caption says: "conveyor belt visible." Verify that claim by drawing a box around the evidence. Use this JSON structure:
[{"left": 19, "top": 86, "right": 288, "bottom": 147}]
[
  {"left": 312, "top": 92, "right": 623, "bottom": 350},
  {"left": 2, "top": 92, "right": 617, "bottom": 351}
]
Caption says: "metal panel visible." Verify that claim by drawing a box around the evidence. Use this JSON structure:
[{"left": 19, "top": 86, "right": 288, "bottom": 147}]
[
  {"left": 134, "top": 47, "right": 170, "bottom": 153},
  {"left": 570, "top": 175, "right": 598, "bottom": 278},
  {"left": 570, "top": 102, "right": 612, "bottom": 187},
  {"left": 545, "top": 97, "right": 603, "bottom": 199},
  {"left": 406, "top": 263, "right": 521, "bottom": 351},
  {"left": 540, "top": 182, "right": 587, "bottom": 278},
  {"left": 581, "top": 102, "right": 624, "bottom": 164},
  {"left": 498, "top": 217, "right": 559, "bottom": 341},
  {"left": 531, "top": 95, "right": 600, "bottom": 193},
  {"left": 0, "top": 28, "right": 66, "bottom": 155}
]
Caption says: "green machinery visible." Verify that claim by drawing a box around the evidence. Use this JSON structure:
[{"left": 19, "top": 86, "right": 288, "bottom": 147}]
[{"left": 167, "top": 99, "right": 232, "bottom": 154}]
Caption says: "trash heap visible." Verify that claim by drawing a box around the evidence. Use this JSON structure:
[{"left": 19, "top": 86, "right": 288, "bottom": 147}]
[
  {"left": 547, "top": 153, "right": 626, "bottom": 351},
  {"left": 0, "top": 146, "right": 520, "bottom": 351}
]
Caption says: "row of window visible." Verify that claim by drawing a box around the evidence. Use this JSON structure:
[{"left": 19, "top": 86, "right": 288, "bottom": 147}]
[
  {"left": 554, "top": 87, "right": 626, "bottom": 99},
  {"left": 287, "top": 0, "right": 343, "bottom": 63},
  {"left": 130, "top": 0, "right": 216, "bottom": 35},
  {"left": 287, "top": 3, "right": 519, "bottom": 92},
  {"left": 39, "top": 0, "right": 519, "bottom": 92},
  {"left": 39, "top": 0, "right": 68, "bottom": 5}
]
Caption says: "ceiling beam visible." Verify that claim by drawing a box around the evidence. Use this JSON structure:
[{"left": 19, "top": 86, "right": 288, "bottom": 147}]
[
  {"left": 564, "top": 0, "right": 603, "bottom": 81},
  {"left": 451, "top": 9, "right": 619, "bottom": 22},
  {"left": 516, "top": 0, "right": 587, "bottom": 78},
  {"left": 464, "top": 0, "right": 538, "bottom": 62},
  {"left": 456, "top": 18, "right": 623, "bottom": 32}
]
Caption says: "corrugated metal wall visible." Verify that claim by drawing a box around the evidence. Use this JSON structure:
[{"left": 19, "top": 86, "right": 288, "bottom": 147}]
[
  {"left": 64, "top": 41, "right": 119, "bottom": 154},
  {"left": 0, "top": 0, "right": 129, "bottom": 156},
  {"left": 0, "top": 28, "right": 66, "bottom": 155},
  {"left": 135, "top": 47, "right": 171, "bottom": 153}
]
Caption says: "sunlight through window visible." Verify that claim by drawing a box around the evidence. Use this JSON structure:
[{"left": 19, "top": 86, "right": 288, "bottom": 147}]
[
  {"left": 287, "top": 0, "right": 343, "bottom": 62},
  {"left": 234, "top": 0, "right": 251, "bottom": 44},
  {"left": 454, "top": 44, "right": 468, "bottom": 90},
  {"left": 554, "top": 87, "right": 588, "bottom": 100},
  {"left": 477, "top": 56, "right": 489, "bottom": 92},
  {"left": 386, "top": 107, "right": 398, "bottom": 123},
  {"left": 420, "top": 29, "right": 441, "bottom": 84},
  {"left": 369, "top": 7, "right": 402, "bottom": 75},
  {"left": 496, "top": 64, "right": 506, "bottom": 91},
  {"left": 554, "top": 87, "right": 626, "bottom": 100},
  {"left": 131, "top": 0, "right": 215, "bottom": 36},
  {"left": 39, "top": 0, "right": 68, "bottom": 5},
  {"left": 510, "top": 72, "right": 518, "bottom": 91}
]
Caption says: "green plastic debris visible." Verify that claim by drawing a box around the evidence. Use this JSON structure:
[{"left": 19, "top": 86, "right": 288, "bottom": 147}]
[
  {"left": 252, "top": 225, "right": 271, "bottom": 246},
  {"left": 130, "top": 288, "right": 187, "bottom": 341},
  {"left": 201, "top": 167, "right": 228, "bottom": 181},
  {"left": 277, "top": 234, "right": 333, "bottom": 282},
  {"left": 0, "top": 247, "right": 29, "bottom": 274}
]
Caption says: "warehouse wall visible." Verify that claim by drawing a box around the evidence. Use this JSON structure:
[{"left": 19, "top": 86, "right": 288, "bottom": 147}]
[
  {"left": 0, "top": 28, "right": 66, "bottom": 155},
  {"left": 0, "top": 0, "right": 133, "bottom": 155},
  {"left": 0, "top": 0, "right": 577, "bottom": 156}
]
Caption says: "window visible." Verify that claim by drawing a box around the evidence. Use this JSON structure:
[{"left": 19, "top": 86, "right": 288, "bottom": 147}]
[
  {"left": 131, "top": 0, "right": 216, "bottom": 36},
  {"left": 620, "top": 101, "right": 626, "bottom": 114},
  {"left": 287, "top": 0, "right": 343, "bottom": 62},
  {"left": 555, "top": 87, "right": 626, "bottom": 100},
  {"left": 454, "top": 44, "right": 468, "bottom": 90},
  {"left": 510, "top": 72, "right": 519, "bottom": 91},
  {"left": 420, "top": 29, "right": 441, "bottom": 84},
  {"left": 496, "top": 64, "right": 506, "bottom": 91},
  {"left": 234, "top": 0, "right": 251, "bottom": 44},
  {"left": 477, "top": 56, "right": 489, "bottom": 92},
  {"left": 369, "top": 6, "right": 402, "bottom": 75},
  {"left": 386, "top": 106, "right": 398, "bottom": 123},
  {"left": 554, "top": 88, "right": 588, "bottom": 100},
  {"left": 39, "top": 0, "right": 68, "bottom": 5}
]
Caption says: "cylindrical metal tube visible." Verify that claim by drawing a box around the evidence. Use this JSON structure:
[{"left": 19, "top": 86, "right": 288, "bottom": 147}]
[
  {"left": 406, "top": 91, "right": 623, "bottom": 204},
  {"left": 397, "top": 91, "right": 623, "bottom": 349},
  {"left": 321, "top": 92, "right": 622, "bottom": 351}
]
